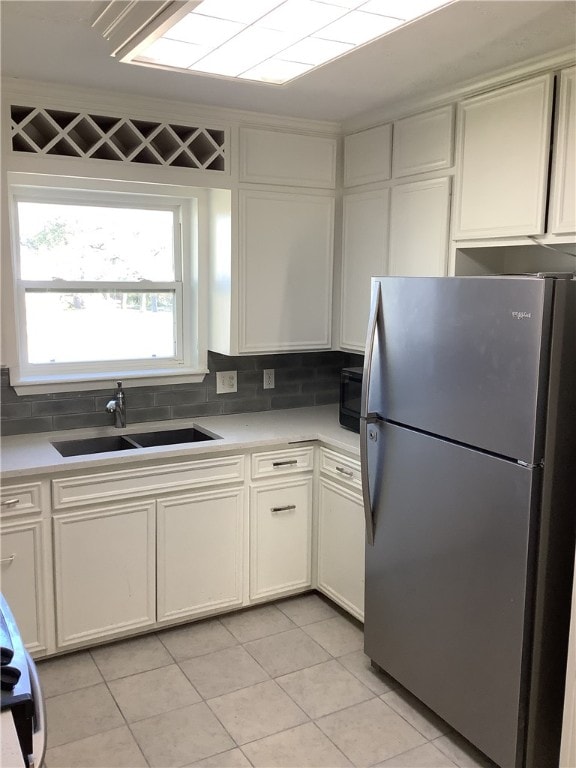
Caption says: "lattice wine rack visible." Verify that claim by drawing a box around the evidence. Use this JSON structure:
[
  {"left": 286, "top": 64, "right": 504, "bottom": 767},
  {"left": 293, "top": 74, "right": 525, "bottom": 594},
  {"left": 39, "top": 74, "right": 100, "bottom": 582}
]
[{"left": 10, "top": 105, "right": 226, "bottom": 171}]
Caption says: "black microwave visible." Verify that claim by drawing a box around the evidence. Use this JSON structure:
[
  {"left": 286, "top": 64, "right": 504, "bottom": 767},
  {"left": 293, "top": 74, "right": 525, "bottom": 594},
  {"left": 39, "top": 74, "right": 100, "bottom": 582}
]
[{"left": 339, "top": 367, "right": 363, "bottom": 433}]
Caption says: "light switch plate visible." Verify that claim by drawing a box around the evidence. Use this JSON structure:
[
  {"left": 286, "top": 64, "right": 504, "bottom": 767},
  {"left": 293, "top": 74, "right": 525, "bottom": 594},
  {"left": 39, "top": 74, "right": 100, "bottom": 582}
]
[{"left": 216, "top": 371, "right": 237, "bottom": 394}]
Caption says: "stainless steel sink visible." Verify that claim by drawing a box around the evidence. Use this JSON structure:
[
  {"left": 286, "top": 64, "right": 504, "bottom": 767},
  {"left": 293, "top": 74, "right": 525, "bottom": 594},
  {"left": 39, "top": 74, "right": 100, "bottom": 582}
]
[
  {"left": 52, "top": 426, "right": 220, "bottom": 457},
  {"left": 129, "top": 427, "right": 219, "bottom": 447},
  {"left": 52, "top": 435, "right": 138, "bottom": 457}
]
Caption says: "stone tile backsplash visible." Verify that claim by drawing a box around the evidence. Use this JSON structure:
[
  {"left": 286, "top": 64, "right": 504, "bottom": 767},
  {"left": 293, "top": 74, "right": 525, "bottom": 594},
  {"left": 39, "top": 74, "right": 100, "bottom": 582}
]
[{"left": 0, "top": 351, "right": 364, "bottom": 436}]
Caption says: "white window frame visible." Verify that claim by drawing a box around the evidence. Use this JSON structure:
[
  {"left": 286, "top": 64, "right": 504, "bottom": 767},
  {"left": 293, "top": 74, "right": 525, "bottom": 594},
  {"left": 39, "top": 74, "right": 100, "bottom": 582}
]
[{"left": 7, "top": 174, "right": 208, "bottom": 393}]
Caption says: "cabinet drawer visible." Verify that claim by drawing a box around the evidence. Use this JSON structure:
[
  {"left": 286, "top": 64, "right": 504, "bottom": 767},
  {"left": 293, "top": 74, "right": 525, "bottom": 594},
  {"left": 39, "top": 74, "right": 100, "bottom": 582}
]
[
  {"left": 319, "top": 448, "right": 361, "bottom": 490},
  {"left": 251, "top": 447, "right": 314, "bottom": 480},
  {"left": 0, "top": 482, "right": 43, "bottom": 518},
  {"left": 52, "top": 455, "right": 245, "bottom": 509}
]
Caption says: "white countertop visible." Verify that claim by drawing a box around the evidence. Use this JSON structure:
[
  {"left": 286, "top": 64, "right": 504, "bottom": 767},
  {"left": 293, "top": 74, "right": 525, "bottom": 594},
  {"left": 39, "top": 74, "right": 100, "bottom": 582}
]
[{"left": 0, "top": 405, "right": 360, "bottom": 479}]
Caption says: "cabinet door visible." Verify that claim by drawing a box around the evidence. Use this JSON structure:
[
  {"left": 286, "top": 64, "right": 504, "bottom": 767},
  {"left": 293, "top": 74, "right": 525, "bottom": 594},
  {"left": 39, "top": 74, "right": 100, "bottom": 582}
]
[
  {"left": 549, "top": 67, "right": 576, "bottom": 234},
  {"left": 454, "top": 75, "right": 553, "bottom": 238},
  {"left": 388, "top": 177, "right": 451, "bottom": 277},
  {"left": 54, "top": 501, "right": 155, "bottom": 647},
  {"left": 239, "top": 190, "right": 334, "bottom": 353},
  {"left": 239, "top": 128, "right": 336, "bottom": 188},
  {"left": 393, "top": 105, "right": 454, "bottom": 178},
  {"left": 250, "top": 477, "right": 312, "bottom": 601},
  {"left": 157, "top": 487, "right": 244, "bottom": 622},
  {"left": 1, "top": 519, "right": 51, "bottom": 655},
  {"left": 341, "top": 189, "right": 389, "bottom": 351},
  {"left": 344, "top": 124, "right": 392, "bottom": 187},
  {"left": 317, "top": 478, "right": 365, "bottom": 621}
]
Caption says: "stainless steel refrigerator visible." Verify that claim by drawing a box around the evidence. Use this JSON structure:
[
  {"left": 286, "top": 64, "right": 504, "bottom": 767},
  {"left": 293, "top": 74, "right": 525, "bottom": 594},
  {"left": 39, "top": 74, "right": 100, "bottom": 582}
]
[{"left": 361, "top": 275, "right": 576, "bottom": 768}]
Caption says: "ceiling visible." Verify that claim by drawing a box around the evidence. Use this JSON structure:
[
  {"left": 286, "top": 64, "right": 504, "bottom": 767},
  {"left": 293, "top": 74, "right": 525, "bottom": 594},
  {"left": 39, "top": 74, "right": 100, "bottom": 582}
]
[{"left": 1, "top": 0, "right": 575, "bottom": 124}]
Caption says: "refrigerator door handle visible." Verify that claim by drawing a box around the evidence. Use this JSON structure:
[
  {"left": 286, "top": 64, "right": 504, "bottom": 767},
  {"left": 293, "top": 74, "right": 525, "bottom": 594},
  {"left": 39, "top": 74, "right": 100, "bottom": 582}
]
[
  {"left": 361, "top": 280, "right": 381, "bottom": 422},
  {"left": 360, "top": 415, "right": 377, "bottom": 545},
  {"left": 361, "top": 280, "right": 382, "bottom": 546}
]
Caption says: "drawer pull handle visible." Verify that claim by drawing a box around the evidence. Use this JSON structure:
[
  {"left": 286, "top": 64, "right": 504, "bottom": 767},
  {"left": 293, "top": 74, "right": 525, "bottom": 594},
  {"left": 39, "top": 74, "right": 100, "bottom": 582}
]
[
  {"left": 1, "top": 498, "right": 19, "bottom": 508},
  {"left": 0, "top": 554, "right": 16, "bottom": 566},
  {"left": 271, "top": 505, "right": 296, "bottom": 514},
  {"left": 336, "top": 466, "right": 354, "bottom": 478},
  {"left": 272, "top": 460, "right": 298, "bottom": 467}
]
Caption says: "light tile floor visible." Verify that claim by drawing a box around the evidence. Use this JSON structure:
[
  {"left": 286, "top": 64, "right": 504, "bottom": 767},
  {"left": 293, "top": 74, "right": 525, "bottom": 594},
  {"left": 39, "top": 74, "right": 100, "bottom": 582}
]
[{"left": 39, "top": 593, "right": 497, "bottom": 768}]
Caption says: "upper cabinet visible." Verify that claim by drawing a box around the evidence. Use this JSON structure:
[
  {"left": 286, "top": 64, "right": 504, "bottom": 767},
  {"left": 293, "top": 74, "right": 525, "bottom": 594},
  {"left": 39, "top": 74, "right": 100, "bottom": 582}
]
[
  {"left": 388, "top": 178, "right": 451, "bottom": 277},
  {"left": 344, "top": 124, "right": 392, "bottom": 187},
  {"left": 392, "top": 106, "right": 454, "bottom": 178},
  {"left": 454, "top": 74, "right": 554, "bottom": 239},
  {"left": 239, "top": 128, "right": 337, "bottom": 188},
  {"left": 238, "top": 190, "right": 334, "bottom": 353},
  {"left": 210, "top": 128, "right": 336, "bottom": 356},
  {"left": 549, "top": 67, "right": 576, "bottom": 234},
  {"left": 341, "top": 189, "right": 389, "bottom": 351}
]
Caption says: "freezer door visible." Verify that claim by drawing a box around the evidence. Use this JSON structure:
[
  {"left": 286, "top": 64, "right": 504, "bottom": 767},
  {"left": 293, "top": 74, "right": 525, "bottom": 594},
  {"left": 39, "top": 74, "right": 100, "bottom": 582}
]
[
  {"left": 370, "top": 276, "right": 554, "bottom": 463},
  {"left": 364, "top": 421, "right": 539, "bottom": 768}
]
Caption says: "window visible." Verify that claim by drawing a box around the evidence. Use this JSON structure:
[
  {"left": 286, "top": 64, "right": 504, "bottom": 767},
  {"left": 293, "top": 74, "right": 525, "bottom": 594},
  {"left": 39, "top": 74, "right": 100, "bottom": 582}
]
[{"left": 8, "top": 177, "right": 207, "bottom": 389}]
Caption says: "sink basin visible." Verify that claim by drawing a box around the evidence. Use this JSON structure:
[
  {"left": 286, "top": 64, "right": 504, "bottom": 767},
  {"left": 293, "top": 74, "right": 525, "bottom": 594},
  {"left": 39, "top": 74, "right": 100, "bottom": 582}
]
[
  {"left": 52, "top": 435, "right": 137, "bottom": 457},
  {"left": 127, "top": 427, "right": 219, "bottom": 447},
  {"left": 52, "top": 426, "right": 220, "bottom": 456}
]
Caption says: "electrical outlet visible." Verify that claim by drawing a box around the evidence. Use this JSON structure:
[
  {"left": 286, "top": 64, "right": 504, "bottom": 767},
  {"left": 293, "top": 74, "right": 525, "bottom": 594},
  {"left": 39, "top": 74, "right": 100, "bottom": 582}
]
[
  {"left": 216, "top": 370, "right": 237, "bottom": 394},
  {"left": 263, "top": 369, "right": 275, "bottom": 389}
]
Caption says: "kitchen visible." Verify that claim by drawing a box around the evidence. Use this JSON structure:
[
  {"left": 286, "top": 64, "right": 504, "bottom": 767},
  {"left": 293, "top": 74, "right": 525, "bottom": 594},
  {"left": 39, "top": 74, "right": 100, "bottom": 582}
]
[{"left": 1, "top": 1, "right": 575, "bottom": 767}]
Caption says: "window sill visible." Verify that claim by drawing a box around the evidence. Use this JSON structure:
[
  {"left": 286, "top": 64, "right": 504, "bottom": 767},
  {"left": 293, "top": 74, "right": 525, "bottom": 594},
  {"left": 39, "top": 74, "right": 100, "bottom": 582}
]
[{"left": 11, "top": 368, "right": 208, "bottom": 396}]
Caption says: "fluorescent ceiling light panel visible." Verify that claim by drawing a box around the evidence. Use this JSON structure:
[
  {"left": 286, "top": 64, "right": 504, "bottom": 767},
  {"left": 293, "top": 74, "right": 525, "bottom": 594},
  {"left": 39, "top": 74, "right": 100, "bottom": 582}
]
[
  {"left": 240, "top": 59, "right": 314, "bottom": 84},
  {"left": 164, "top": 13, "right": 242, "bottom": 46},
  {"left": 133, "top": 0, "right": 454, "bottom": 83},
  {"left": 359, "top": 0, "right": 406, "bottom": 18},
  {"left": 318, "top": 11, "right": 403, "bottom": 45},
  {"left": 191, "top": 0, "right": 284, "bottom": 24},
  {"left": 190, "top": 26, "right": 296, "bottom": 76},
  {"left": 138, "top": 38, "right": 206, "bottom": 69},
  {"left": 255, "top": 0, "right": 347, "bottom": 35},
  {"left": 362, "top": 0, "right": 451, "bottom": 20},
  {"left": 279, "top": 37, "right": 354, "bottom": 66}
]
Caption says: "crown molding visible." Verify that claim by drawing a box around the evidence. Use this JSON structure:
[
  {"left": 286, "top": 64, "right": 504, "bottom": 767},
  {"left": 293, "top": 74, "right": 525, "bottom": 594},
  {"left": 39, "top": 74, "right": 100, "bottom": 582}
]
[
  {"left": 342, "top": 46, "right": 576, "bottom": 134},
  {"left": 1, "top": 77, "right": 341, "bottom": 136}
]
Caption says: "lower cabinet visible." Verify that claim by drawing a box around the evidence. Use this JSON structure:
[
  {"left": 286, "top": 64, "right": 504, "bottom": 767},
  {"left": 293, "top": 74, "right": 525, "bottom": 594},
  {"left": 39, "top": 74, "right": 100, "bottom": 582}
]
[
  {"left": 317, "top": 477, "right": 365, "bottom": 621},
  {"left": 13, "top": 444, "right": 364, "bottom": 655},
  {"left": 250, "top": 477, "right": 313, "bottom": 601},
  {"left": 0, "top": 518, "right": 52, "bottom": 655},
  {"left": 157, "top": 487, "right": 244, "bottom": 623},
  {"left": 53, "top": 500, "right": 156, "bottom": 647}
]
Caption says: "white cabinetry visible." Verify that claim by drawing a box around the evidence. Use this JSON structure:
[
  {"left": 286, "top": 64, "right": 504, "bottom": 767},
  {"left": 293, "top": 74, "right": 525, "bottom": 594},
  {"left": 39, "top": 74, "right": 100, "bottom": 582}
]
[
  {"left": 388, "top": 177, "right": 451, "bottom": 276},
  {"left": 393, "top": 106, "right": 454, "bottom": 178},
  {"left": 157, "top": 487, "right": 244, "bottom": 623},
  {"left": 53, "top": 500, "right": 156, "bottom": 647},
  {"left": 454, "top": 74, "right": 553, "bottom": 239},
  {"left": 210, "top": 126, "right": 336, "bottom": 356},
  {"left": 0, "top": 481, "right": 53, "bottom": 656},
  {"left": 249, "top": 447, "right": 314, "bottom": 601},
  {"left": 341, "top": 189, "right": 389, "bottom": 351},
  {"left": 238, "top": 190, "right": 334, "bottom": 352},
  {"left": 51, "top": 454, "right": 246, "bottom": 648},
  {"left": 549, "top": 67, "right": 576, "bottom": 234},
  {"left": 344, "top": 124, "right": 392, "bottom": 187},
  {"left": 239, "top": 128, "right": 336, "bottom": 188},
  {"left": 317, "top": 449, "right": 364, "bottom": 621}
]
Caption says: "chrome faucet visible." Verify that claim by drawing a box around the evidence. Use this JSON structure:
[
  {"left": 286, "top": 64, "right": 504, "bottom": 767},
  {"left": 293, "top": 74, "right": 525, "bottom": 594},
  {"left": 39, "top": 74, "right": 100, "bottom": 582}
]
[{"left": 106, "top": 381, "right": 126, "bottom": 428}]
